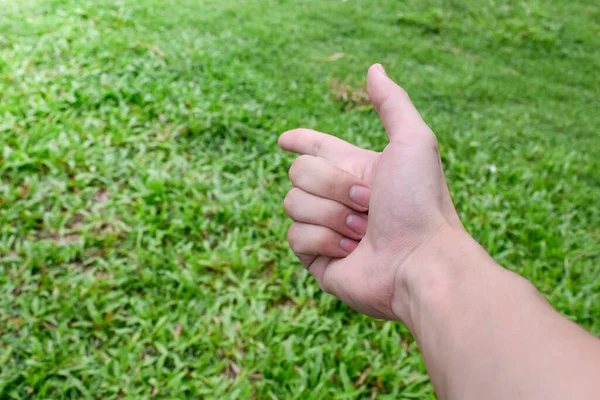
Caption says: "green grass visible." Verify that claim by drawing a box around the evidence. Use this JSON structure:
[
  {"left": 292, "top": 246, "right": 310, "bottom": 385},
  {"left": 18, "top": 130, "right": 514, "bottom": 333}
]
[{"left": 1, "top": 0, "right": 599, "bottom": 398}]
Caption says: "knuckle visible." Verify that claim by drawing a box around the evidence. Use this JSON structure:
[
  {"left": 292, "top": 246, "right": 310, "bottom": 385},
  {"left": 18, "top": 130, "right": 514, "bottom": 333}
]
[
  {"left": 324, "top": 177, "right": 337, "bottom": 196},
  {"left": 325, "top": 203, "right": 346, "bottom": 228},
  {"left": 288, "top": 163, "right": 299, "bottom": 183},
  {"left": 375, "top": 91, "right": 393, "bottom": 112},
  {"left": 423, "top": 131, "right": 439, "bottom": 153},
  {"left": 324, "top": 167, "right": 347, "bottom": 198},
  {"left": 319, "top": 281, "right": 332, "bottom": 294},
  {"left": 317, "top": 276, "right": 334, "bottom": 295},
  {"left": 385, "top": 107, "right": 407, "bottom": 129},
  {"left": 296, "top": 154, "right": 312, "bottom": 165},
  {"left": 397, "top": 85, "right": 409, "bottom": 99},
  {"left": 311, "top": 139, "right": 323, "bottom": 156},
  {"left": 316, "top": 230, "right": 333, "bottom": 250},
  {"left": 283, "top": 188, "right": 301, "bottom": 217},
  {"left": 287, "top": 224, "right": 299, "bottom": 250},
  {"left": 288, "top": 155, "right": 310, "bottom": 185},
  {"left": 378, "top": 86, "right": 408, "bottom": 112}
]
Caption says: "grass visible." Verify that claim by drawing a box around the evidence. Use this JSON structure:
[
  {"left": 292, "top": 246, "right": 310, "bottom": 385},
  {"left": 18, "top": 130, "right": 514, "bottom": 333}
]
[{"left": 1, "top": 0, "right": 599, "bottom": 398}]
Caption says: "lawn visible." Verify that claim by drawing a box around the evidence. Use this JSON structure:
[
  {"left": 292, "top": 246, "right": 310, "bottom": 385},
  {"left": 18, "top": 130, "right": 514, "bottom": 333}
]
[{"left": 1, "top": 0, "right": 599, "bottom": 398}]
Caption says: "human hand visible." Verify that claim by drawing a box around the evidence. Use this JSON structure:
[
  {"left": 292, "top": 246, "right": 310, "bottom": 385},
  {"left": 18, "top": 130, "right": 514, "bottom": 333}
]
[{"left": 279, "top": 64, "right": 464, "bottom": 321}]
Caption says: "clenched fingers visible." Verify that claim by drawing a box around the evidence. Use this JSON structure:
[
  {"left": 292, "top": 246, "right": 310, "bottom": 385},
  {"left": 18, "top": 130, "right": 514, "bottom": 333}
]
[
  {"left": 287, "top": 223, "right": 359, "bottom": 268},
  {"left": 288, "top": 155, "right": 370, "bottom": 212},
  {"left": 284, "top": 188, "right": 368, "bottom": 240}
]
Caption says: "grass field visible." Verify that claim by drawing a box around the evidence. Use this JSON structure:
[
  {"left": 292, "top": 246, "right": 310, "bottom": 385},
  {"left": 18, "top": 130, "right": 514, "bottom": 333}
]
[{"left": 1, "top": 0, "right": 599, "bottom": 398}]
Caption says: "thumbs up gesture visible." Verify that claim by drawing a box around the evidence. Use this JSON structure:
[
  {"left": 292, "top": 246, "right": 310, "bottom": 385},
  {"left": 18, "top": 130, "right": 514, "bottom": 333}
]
[{"left": 279, "top": 64, "right": 465, "bottom": 321}]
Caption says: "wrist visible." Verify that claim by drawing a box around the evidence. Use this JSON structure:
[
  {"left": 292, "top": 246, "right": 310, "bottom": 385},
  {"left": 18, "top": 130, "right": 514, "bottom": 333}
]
[{"left": 390, "top": 224, "right": 504, "bottom": 330}]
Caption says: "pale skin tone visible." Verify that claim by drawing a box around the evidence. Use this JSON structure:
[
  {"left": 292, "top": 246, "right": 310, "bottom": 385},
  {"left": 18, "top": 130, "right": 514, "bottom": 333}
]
[{"left": 279, "top": 64, "right": 600, "bottom": 399}]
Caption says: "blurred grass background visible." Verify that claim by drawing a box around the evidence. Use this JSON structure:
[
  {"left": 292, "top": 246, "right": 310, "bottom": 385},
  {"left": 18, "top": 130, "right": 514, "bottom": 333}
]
[{"left": 1, "top": 0, "right": 599, "bottom": 398}]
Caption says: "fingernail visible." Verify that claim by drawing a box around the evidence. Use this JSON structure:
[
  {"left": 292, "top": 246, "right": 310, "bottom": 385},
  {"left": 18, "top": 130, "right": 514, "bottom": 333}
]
[
  {"left": 346, "top": 214, "right": 367, "bottom": 236},
  {"left": 340, "top": 238, "right": 358, "bottom": 253},
  {"left": 374, "top": 63, "right": 387, "bottom": 77},
  {"left": 349, "top": 185, "right": 370, "bottom": 208}
]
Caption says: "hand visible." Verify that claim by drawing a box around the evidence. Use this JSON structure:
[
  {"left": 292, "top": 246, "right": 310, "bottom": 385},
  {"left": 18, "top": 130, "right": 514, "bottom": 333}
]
[{"left": 279, "top": 64, "right": 464, "bottom": 321}]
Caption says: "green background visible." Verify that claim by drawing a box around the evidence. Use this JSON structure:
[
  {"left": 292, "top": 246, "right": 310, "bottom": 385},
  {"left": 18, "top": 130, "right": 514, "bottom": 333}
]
[{"left": 1, "top": 0, "right": 599, "bottom": 398}]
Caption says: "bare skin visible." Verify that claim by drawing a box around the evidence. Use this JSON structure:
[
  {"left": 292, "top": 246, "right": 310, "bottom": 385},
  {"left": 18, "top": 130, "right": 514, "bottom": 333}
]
[{"left": 279, "top": 64, "right": 600, "bottom": 399}]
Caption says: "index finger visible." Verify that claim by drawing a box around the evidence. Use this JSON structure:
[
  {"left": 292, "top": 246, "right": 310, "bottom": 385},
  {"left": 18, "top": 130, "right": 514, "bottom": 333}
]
[{"left": 278, "top": 128, "right": 361, "bottom": 164}]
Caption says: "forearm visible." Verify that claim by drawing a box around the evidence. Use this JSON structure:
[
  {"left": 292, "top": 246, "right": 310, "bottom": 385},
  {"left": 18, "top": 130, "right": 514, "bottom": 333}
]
[{"left": 398, "top": 228, "right": 600, "bottom": 400}]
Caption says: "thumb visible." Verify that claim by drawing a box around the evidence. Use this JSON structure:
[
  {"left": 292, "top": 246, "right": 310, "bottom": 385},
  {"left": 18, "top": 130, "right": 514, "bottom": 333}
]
[{"left": 367, "top": 64, "right": 432, "bottom": 142}]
